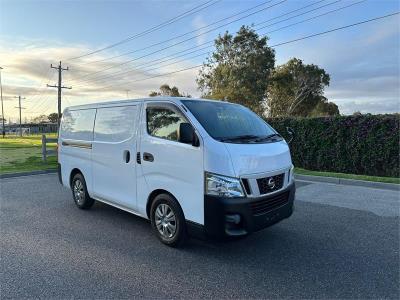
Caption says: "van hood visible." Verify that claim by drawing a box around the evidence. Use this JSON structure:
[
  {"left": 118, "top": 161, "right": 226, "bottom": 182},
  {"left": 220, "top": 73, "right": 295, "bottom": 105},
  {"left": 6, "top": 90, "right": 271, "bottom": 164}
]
[{"left": 223, "top": 141, "right": 292, "bottom": 176}]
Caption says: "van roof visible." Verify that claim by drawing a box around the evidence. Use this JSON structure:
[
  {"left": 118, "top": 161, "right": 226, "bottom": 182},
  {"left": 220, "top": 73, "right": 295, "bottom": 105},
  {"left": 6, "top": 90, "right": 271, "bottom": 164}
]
[{"left": 65, "top": 96, "right": 226, "bottom": 111}]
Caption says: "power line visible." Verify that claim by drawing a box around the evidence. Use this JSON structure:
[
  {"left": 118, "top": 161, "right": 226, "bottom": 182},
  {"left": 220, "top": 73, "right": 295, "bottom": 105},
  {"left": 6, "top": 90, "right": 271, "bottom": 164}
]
[
  {"left": 70, "top": 42, "right": 215, "bottom": 86},
  {"left": 25, "top": 69, "right": 68, "bottom": 114},
  {"left": 3, "top": 0, "right": 363, "bottom": 116},
  {"left": 66, "top": 0, "right": 221, "bottom": 61},
  {"left": 22, "top": 66, "right": 54, "bottom": 111},
  {"left": 255, "top": 0, "right": 343, "bottom": 31},
  {"left": 69, "top": 0, "right": 287, "bottom": 81},
  {"left": 74, "top": 0, "right": 279, "bottom": 66},
  {"left": 71, "top": 0, "right": 349, "bottom": 87},
  {"left": 30, "top": 94, "right": 57, "bottom": 115},
  {"left": 93, "top": 64, "right": 204, "bottom": 92},
  {"left": 70, "top": 0, "right": 331, "bottom": 79},
  {"left": 24, "top": 71, "right": 57, "bottom": 113},
  {"left": 73, "top": 50, "right": 211, "bottom": 89},
  {"left": 23, "top": 54, "right": 66, "bottom": 114},
  {"left": 270, "top": 11, "right": 399, "bottom": 48},
  {"left": 264, "top": 0, "right": 367, "bottom": 35},
  {"left": 93, "top": 11, "right": 399, "bottom": 92}
]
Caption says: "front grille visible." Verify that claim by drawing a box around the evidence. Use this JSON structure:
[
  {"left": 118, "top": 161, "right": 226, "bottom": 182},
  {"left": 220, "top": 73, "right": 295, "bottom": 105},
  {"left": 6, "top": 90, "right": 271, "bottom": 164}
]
[
  {"left": 257, "top": 173, "right": 284, "bottom": 194},
  {"left": 250, "top": 191, "right": 289, "bottom": 216},
  {"left": 241, "top": 178, "right": 251, "bottom": 195}
]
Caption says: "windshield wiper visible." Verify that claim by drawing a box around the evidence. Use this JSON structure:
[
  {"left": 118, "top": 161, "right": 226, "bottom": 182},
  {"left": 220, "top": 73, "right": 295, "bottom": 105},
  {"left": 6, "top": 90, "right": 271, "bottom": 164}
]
[
  {"left": 218, "top": 135, "right": 261, "bottom": 142},
  {"left": 254, "top": 133, "right": 282, "bottom": 142}
]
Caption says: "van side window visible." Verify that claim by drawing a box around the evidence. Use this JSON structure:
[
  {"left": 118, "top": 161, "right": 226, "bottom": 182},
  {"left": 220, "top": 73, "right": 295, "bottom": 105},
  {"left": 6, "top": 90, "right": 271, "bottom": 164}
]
[
  {"left": 61, "top": 109, "right": 96, "bottom": 141},
  {"left": 94, "top": 106, "right": 137, "bottom": 142},
  {"left": 146, "top": 106, "right": 187, "bottom": 142}
]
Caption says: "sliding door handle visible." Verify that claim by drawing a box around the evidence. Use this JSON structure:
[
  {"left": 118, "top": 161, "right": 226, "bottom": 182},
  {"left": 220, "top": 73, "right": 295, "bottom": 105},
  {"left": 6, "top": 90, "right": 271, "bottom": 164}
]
[
  {"left": 143, "top": 152, "right": 154, "bottom": 162},
  {"left": 124, "top": 150, "right": 130, "bottom": 163}
]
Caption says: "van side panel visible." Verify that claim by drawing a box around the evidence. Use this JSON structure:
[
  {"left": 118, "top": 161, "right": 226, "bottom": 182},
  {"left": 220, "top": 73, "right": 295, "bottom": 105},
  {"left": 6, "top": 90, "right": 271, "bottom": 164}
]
[
  {"left": 59, "top": 108, "right": 96, "bottom": 194},
  {"left": 60, "top": 144, "right": 93, "bottom": 191},
  {"left": 91, "top": 104, "right": 139, "bottom": 210}
]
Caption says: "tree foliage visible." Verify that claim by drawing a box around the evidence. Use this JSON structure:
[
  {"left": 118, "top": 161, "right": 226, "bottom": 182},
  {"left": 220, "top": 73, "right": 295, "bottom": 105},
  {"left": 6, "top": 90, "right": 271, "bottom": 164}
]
[
  {"left": 48, "top": 113, "right": 59, "bottom": 123},
  {"left": 267, "top": 58, "right": 335, "bottom": 117},
  {"left": 197, "top": 26, "right": 275, "bottom": 115},
  {"left": 308, "top": 97, "right": 340, "bottom": 117},
  {"left": 149, "top": 84, "right": 190, "bottom": 97},
  {"left": 32, "top": 114, "right": 48, "bottom": 124}
]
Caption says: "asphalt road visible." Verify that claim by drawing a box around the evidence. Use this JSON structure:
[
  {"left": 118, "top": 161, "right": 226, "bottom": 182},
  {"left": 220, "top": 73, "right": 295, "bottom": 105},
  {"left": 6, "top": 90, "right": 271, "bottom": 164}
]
[{"left": 1, "top": 174, "right": 399, "bottom": 299}]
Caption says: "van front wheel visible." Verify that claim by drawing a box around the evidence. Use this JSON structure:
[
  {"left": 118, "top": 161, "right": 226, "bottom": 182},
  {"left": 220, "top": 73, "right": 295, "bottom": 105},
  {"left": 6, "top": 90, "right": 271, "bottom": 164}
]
[
  {"left": 71, "top": 173, "right": 94, "bottom": 209},
  {"left": 150, "top": 194, "right": 187, "bottom": 247}
]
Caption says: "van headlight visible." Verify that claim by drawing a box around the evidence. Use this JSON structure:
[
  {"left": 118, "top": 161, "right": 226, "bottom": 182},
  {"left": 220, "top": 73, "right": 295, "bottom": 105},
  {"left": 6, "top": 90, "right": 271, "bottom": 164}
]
[
  {"left": 205, "top": 172, "right": 245, "bottom": 198},
  {"left": 290, "top": 164, "right": 294, "bottom": 182}
]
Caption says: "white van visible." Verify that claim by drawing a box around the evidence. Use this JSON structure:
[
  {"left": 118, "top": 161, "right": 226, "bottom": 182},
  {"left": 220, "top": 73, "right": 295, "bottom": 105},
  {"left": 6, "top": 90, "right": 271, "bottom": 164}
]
[{"left": 58, "top": 97, "right": 295, "bottom": 247}]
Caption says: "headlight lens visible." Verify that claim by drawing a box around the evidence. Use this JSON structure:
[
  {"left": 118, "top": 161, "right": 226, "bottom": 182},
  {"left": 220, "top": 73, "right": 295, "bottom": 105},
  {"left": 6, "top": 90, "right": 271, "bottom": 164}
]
[
  {"left": 290, "top": 164, "right": 294, "bottom": 181},
  {"left": 205, "top": 172, "right": 245, "bottom": 198}
]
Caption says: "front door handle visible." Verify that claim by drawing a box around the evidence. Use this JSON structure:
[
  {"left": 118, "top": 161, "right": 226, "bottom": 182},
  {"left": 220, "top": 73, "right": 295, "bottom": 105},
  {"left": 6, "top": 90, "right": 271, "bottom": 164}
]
[
  {"left": 124, "top": 150, "right": 130, "bottom": 163},
  {"left": 143, "top": 152, "right": 154, "bottom": 162}
]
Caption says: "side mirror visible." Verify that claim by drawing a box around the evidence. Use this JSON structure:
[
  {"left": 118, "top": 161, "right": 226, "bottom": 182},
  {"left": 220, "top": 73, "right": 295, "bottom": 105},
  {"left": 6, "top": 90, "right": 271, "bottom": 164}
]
[
  {"left": 286, "top": 127, "right": 294, "bottom": 144},
  {"left": 179, "top": 123, "right": 199, "bottom": 146}
]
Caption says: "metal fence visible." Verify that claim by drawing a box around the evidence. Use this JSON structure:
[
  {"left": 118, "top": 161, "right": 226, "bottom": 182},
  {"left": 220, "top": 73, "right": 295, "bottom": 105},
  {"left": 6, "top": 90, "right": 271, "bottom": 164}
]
[{"left": 1, "top": 123, "right": 58, "bottom": 136}]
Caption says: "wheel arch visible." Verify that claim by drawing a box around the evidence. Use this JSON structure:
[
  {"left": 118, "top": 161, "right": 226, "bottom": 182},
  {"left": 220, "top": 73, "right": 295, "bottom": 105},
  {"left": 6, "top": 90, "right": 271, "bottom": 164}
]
[
  {"left": 146, "top": 189, "right": 182, "bottom": 219},
  {"left": 69, "top": 168, "right": 83, "bottom": 188}
]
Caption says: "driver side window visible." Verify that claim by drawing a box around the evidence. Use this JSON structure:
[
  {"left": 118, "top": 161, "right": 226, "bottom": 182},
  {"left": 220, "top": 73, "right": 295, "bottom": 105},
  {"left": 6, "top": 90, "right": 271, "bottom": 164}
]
[{"left": 146, "top": 105, "right": 187, "bottom": 142}]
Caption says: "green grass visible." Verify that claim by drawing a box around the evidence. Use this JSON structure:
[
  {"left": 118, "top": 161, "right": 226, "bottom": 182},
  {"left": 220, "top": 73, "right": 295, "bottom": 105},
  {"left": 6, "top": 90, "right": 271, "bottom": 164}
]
[
  {"left": 0, "top": 134, "right": 58, "bottom": 175},
  {"left": 295, "top": 167, "right": 400, "bottom": 184}
]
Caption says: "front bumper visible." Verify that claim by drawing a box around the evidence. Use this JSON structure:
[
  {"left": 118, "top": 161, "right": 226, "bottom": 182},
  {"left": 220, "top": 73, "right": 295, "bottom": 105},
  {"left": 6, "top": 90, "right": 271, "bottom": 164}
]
[{"left": 203, "top": 182, "right": 295, "bottom": 238}]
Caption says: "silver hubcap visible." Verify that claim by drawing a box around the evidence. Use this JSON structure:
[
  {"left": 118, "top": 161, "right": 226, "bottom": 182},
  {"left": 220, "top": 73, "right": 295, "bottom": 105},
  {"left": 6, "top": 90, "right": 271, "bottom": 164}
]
[
  {"left": 155, "top": 204, "right": 176, "bottom": 239},
  {"left": 73, "top": 179, "right": 84, "bottom": 204}
]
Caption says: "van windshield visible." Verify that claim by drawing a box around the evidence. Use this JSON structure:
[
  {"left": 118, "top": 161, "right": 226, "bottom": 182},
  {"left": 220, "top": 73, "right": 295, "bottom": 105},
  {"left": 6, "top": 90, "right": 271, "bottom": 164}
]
[{"left": 182, "top": 100, "right": 282, "bottom": 143}]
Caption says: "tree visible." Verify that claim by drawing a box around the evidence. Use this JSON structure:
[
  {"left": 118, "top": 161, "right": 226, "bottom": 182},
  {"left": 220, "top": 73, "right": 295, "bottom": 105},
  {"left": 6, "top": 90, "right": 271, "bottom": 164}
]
[
  {"left": 267, "top": 58, "right": 332, "bottom": 117},
  {"left": 32, "top": 114, "right": 48, "bottom": 124},
  {"left": 48, "top": 113, "right": 59, "bottom": 123},
  {"left": 149, "top": 84, "right": 190, "bottom": 97},
  {"left": 197, "top": 26, "right": 275, "bottom": 115},
  {"left": 309, "top": 97, "right": 340, "bottom": 117}
]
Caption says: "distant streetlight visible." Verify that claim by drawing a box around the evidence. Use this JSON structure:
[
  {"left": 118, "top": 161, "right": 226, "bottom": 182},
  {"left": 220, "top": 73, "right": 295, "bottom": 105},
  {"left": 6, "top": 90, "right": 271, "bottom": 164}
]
[{"left": 0, "top": 67, "right": 5, "bottom": 138}]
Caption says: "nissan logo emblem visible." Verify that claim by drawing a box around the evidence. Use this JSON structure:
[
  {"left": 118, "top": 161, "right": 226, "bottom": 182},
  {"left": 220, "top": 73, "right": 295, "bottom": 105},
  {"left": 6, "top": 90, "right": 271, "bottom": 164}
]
[{"left": 267, "top": 177, "right": 276, "bottom": 189}]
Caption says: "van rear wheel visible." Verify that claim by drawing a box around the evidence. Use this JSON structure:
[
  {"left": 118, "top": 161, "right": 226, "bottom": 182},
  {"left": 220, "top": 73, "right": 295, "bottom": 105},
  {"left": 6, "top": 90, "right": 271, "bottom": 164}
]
[
  {"left": 150, "top": 194, "right": 187, "bottom": 247},
  {"left": 71, "top": 173, "right": 94, "bottom": 209}
]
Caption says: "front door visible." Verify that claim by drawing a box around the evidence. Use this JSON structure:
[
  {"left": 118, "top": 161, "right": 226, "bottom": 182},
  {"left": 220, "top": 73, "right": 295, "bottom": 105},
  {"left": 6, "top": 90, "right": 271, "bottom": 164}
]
[
  {"left": 92, "top": 104, "right": 139, "bottom": 210},
  {"left": 137, "top": 102, "right": 204, "bottom": 225}
]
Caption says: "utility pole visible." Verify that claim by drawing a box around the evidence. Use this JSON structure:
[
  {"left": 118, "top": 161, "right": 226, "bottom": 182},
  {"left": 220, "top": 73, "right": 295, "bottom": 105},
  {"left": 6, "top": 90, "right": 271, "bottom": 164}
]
[
  {"left": 14, "top": 95, "right": 26, "bottom": 137},
  {"left": 125, "top": 89, "right": 130, "bottom": 99},
  {"left": 0, "top": 67, "right": 5, "bottom": 138},
  {"left": 47, "top": 61, "right": 71, "bottom": 128}
]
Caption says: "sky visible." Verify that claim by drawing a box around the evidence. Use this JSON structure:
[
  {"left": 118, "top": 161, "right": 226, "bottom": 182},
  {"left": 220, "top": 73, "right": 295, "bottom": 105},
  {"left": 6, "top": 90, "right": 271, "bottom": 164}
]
[{"left": 0, "top": 0, "right": 399, "bottom": 121}]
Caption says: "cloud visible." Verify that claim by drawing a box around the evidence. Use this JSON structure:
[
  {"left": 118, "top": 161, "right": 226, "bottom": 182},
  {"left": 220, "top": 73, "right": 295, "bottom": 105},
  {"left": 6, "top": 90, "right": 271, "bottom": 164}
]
[
  {"left": 192, "top": 15, "right": 208, "bottom": 46},
  {"left": 334, "top": 98, "right": 399, "bottom": 115},
  {"left": 1, "top": 13, "right": 399, "bottom": 121},
  {"left": 275, "top": 16, "right": 400, "bottom": 115},
  {"left": 0, "top": 39, "right": 202, "bottom": 121}
]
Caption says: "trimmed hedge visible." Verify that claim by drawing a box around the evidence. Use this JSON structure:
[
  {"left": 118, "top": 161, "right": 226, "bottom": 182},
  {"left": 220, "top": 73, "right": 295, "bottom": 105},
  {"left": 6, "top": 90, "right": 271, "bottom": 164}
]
[{"left": 266, "top": 114, "right": 400, "bottom": 178}]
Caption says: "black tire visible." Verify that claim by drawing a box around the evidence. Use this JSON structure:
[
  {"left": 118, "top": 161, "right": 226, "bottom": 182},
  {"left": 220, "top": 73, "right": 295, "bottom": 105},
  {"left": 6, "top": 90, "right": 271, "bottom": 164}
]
[
  {"left": 150, "top": 193, "right": 187, "bottom": 247},
  {"left": 71, "top": 173, "right": 94, "bottom": 209}
]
